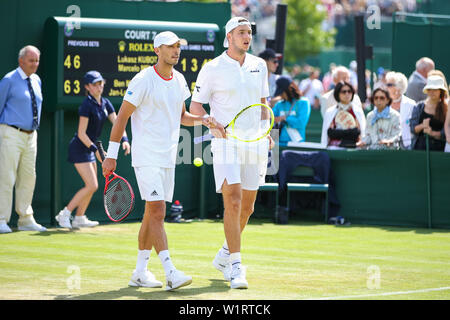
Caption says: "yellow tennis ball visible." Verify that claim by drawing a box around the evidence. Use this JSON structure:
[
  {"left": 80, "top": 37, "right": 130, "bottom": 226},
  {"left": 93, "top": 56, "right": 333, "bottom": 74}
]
[{"left": 193, "top": 157, "right": 203, "bottom": 167}]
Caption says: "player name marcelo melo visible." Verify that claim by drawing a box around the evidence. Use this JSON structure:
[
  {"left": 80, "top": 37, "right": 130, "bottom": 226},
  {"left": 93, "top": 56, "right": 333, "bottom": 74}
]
[{"left": 178, "top": 303, "right": 271, "bottom": 317}]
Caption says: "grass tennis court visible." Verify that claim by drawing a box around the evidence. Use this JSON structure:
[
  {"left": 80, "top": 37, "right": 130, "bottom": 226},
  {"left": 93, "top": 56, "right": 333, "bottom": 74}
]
[{"left": 1, "top": 219, "right": 449, "bottom": 300}]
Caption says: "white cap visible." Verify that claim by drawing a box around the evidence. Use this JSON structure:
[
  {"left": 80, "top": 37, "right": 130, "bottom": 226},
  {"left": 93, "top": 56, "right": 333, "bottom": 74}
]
[
  {"left": 223, "top": 17, "right": 251, "bottom": 48},
  {"left": 154, "top": 31, "right": 187, "bottom": 48}
]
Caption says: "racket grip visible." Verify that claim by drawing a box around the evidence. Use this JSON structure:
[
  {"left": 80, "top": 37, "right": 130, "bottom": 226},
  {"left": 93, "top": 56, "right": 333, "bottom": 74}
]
[
  {"left": 95, "top": 141, "right": 106, "bottom": 161},
  {"left": 194, "top": 133, "right": 214, "bottom": 144}
]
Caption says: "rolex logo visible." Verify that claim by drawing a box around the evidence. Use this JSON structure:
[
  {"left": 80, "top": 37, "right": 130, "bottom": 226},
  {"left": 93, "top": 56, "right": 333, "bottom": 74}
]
[{"left": 118, "top": 41, "right": 126, "bottom": 53}]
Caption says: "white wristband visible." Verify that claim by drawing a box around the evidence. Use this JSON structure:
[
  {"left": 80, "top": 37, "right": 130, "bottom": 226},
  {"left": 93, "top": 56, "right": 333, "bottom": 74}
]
[{"left": 106, "top": 141, "right": 120, "bottom": 160}]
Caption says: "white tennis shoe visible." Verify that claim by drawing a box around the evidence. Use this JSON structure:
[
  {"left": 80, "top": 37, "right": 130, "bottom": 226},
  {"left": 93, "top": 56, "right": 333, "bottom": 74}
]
[
  {"left": 230, "top": 265, "right": 248, "bottom": 289},
  {"left": 0, "top": 221, "right": 12, "bottom": 234},
  {"left": 165, "top": 269, "right": 192, "bottom": 291},
  {"left": 17, "top": 216, "right": 47, "bottom": 232},
  {"left": 128, "top": 269, "right": 163, "bottom": 288},
  {"left": 212, "top": 252, "right": 232, "bottom": 281},
  {"left": 55, "top": 210, "right": 72, "bottom": 229},
  {"left": 72, "top": 216, "right": 99, "bottom": 228}
]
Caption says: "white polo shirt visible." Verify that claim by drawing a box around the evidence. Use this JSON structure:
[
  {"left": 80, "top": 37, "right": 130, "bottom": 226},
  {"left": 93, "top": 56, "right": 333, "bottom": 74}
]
[
  {"left": 124, "top": 65, "right": 191, "bottom": 168},
  {"left": 192, "top": 51, "right": 269, "bottom": 127}
]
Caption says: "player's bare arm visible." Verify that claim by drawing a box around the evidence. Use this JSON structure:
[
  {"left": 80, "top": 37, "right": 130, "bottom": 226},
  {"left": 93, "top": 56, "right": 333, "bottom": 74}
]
[
  {"left": 261, "top": 97, "right": 275, "bottom": 149},
  {"left": 189, "top": 100, "right": 226, "bottom": 138},
  {"left": 76, "top": 116, "right": 103, "bottom": 162},
  {"left": 108, "top": 112, "right": 131, "bottom": 155},
  {"left": 180, "top": 102, "right": 211, "bottom": 127},
  {"left": 102, "top": 100, "right": 136, "bottom": 177}
]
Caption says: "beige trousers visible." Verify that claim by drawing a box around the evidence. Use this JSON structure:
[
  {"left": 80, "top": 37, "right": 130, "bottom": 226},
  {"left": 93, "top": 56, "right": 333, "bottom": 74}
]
[{"left": 0, "top": 124, "right": 37, "bottom": 223}]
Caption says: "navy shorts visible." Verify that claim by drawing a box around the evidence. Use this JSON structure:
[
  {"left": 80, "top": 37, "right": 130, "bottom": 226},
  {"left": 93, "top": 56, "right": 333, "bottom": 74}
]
[{"left": 68, "top": 137, "right": 95, "bottom": 163}]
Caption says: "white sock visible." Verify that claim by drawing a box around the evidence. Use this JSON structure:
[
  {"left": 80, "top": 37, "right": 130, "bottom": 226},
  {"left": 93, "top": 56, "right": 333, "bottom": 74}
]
[
  {"left": 218, "top": 240, "right": 230, "bottom": 259},
  {"left": 158, "top": 250, "right": 176, "bottom": 276},
  {"left": 230, "top": 252, "right": 241, "bottom": 271},
  {"left": 63, "top": 207, "right": 71, "bottom": 215},
  {"left": 136, "top": 249, "right": 151, "bottom": 272}
]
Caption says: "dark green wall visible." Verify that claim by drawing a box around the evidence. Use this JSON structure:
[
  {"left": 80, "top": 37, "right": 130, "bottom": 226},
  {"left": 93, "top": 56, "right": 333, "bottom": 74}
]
[
  {"left": 257, "top": 148, "right": 450, "bottom": 229},
  {"left": 392, "top": 13, "right": 450, "bottom": 81},
  {"left": 418, "top": 0, "right": 450, "bottom": 15}
]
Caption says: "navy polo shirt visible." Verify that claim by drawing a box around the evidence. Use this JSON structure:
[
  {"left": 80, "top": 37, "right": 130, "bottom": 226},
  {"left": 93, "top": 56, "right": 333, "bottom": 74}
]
[{"left": 75, "top": 94, "right": 115, "bottom": 142}]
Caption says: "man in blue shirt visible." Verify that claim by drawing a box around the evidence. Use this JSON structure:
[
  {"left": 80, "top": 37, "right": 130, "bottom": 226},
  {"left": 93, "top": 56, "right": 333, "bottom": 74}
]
[{"left": 0, "top": 45, "right": 47, "bottom": 233}]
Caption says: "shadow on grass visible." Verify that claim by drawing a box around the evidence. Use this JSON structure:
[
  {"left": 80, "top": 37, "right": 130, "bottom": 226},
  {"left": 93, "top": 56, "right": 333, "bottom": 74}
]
[
  {"left": 27, "top": 228, "right": 96, "bottom": 236},
  {"left": 54, "top": 279, "right": 230, "bottom": 300}
]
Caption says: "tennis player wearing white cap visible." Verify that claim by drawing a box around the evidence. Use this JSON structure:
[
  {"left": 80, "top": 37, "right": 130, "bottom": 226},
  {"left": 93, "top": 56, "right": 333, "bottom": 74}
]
[
  {"left": 102, "top": 31, "right": 216, "bottom": 290},
  {"left": 190, "top": 17, "right": 273, "bottom": 289}
]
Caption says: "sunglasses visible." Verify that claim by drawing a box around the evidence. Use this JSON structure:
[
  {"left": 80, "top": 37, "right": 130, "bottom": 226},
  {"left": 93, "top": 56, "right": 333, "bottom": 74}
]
[
  {"left": 340, "top": 89, "right": 352, "bottom": 94},
  {"left": 270, "top": 59, "right": 279, "bottom": 64},
  {"left": 374, "top": 96, "right": 386, "bottom": 100},
  {"left": 386, "top": 83, "right": 396, "bottom": 87}
]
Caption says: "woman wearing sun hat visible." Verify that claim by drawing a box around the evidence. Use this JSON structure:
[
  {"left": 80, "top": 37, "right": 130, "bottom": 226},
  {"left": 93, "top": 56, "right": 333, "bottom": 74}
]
[{"left": 410, "top": 75, "right": 448, "bottom": 151}]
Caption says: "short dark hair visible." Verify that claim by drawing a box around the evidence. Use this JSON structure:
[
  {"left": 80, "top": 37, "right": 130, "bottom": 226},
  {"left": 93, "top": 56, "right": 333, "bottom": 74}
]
[
  {"left": 333, "top": 81, "right": 355, "bottom": 103},
  {"left": 370, "top": 87, "right": 392, "bottom": 106}
]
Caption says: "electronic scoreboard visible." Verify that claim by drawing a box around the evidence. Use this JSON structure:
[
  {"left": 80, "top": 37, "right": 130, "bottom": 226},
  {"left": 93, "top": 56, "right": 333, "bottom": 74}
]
[{"left": 44, "top": 17, "right": 220, "bottom": 110}]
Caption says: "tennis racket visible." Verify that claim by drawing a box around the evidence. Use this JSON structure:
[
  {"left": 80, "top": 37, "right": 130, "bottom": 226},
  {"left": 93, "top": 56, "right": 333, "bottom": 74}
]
[
  {"left": 194, "top": 103, "right": 274, "bottom": 144},
  {"left": 96, "top": 141, "right": 135, "bottom": 222}
]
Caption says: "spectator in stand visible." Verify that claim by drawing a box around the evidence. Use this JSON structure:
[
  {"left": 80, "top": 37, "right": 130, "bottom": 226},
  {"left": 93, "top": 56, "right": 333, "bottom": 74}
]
[
  {"left": 405, "top": 57, "right": 435, "bottom": 103},
  {"left": 357, "top": 87, "right": 401, "bottom": 150},
  {"left": 349, "top": 60, "right": 358, "bottom": 91},
  {"left": 427, "top": 69, "right": 449, "bottom": 102},
  {"left": 272, "top": 76, "right": 311, "bottom": 146},
  {"left": 289, "top": 64, "right": 302, "bottom": 86},
  {"left": 410, "top": 75, "right": 448, "bottom": 151},
  {"left": 258, "top": 48, "right": 282, "bottom": 106},
  {"left": 445, "top": 83, "right": 450, "bottom": 152},
  {"left": 322, "top": 63, "right": 336, "bottom": 92},
  {"left": 385, "top": 71, "right": 416, "bottom": 149},
  {"left": 299, "top": 69, "right": 323, "bottom": 110},
  {"left": 320, "top": 65, "right": 362, "bottom": 118},
  {"left": 374, "top": 67, "right": 388, "bottom": 89},
  {"left": 321, "top": 81, "right": 366, "bottom": 148}
]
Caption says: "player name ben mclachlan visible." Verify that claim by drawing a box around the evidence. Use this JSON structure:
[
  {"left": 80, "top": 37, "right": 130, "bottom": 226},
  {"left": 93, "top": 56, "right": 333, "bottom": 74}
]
[{"left": 178, "top": 303, "right": 271, "bottom": 317}]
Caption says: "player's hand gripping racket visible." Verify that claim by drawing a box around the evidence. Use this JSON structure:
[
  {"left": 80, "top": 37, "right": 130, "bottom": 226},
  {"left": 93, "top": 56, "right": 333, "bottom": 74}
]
[
  {"left": 194, "top": 103, "right": 274, "bottom": 144},
  {"left": 96, "top": 141, "right": 135, "bottom": 222}
]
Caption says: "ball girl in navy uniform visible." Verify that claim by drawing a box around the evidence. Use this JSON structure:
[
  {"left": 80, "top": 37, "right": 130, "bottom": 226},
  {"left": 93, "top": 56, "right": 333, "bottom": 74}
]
[{"left": 56, "top": 71, "right": 130, "bottom": 229}]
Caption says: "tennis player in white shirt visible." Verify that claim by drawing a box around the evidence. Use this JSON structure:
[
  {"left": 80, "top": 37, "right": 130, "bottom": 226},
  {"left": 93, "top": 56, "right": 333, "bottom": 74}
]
[
  {"left": 189, "top": 17, "right": 273, "bottom": 289},
  {"left": 102, "top": 31, "right": 216, "bottom": 291}
]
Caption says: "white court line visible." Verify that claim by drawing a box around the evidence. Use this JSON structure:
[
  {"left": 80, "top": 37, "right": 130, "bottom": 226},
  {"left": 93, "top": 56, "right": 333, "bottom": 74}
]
[{"left": 307, "top": 287, "right": 450, "bottom": 300}]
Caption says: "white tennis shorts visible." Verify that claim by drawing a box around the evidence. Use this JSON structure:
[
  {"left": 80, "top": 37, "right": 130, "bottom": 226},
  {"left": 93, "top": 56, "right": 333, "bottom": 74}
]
[
  {"left": 211, "top": 139, "right": 269, "bottom": 193},
  {"left": 134, "top": 166, "right": 175, "bottom": 202}
]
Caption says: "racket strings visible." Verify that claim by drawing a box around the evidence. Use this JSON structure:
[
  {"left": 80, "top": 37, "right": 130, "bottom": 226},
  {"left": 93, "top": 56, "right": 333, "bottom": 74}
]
[
  {"left": 231, "top": 105, "right": 273, "bottom": 141},
  {"left": 104, "top": 178, "right": 134, "bottom": 221}
]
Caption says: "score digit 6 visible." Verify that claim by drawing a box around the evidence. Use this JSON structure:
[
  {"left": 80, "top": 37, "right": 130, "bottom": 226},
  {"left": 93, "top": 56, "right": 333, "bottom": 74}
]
[{"left": 64, "top": 79, "right": 81, "bottom": 94}]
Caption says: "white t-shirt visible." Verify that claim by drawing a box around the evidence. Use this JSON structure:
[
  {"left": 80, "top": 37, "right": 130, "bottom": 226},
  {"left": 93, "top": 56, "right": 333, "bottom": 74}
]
[
  {"left": 299, "top": 78, "right": 324, "bottom": 106},
  {"left": 192, "top": 51, "right": 269, "bottom": 127},
  {"left": 268, "top": 73, "right": 279, "bottom": 98},
  {"left": 399, "top": 95, "right": 416, "bottom": 149},
  {"left": 124, "top": 65, "right": 191, "bottom": 168}
]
